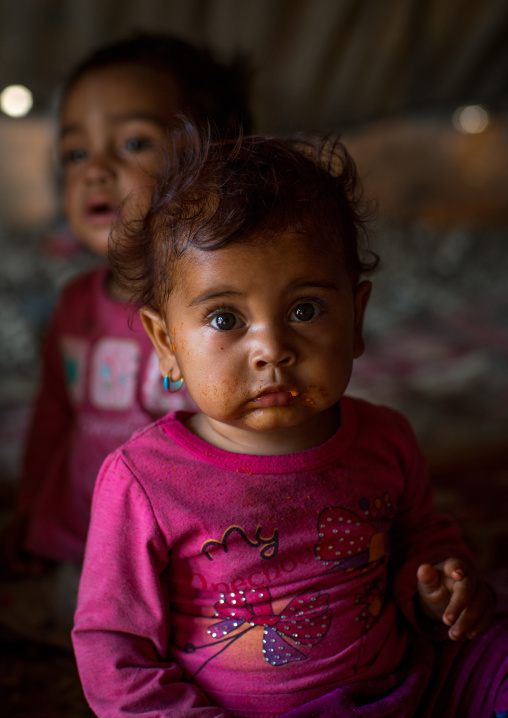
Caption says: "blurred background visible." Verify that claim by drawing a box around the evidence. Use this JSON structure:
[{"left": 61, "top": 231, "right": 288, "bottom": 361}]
[
  {"left": 2, "top": 0, "right": 508, "bottom": 227},
  {"left": 0, "top": 1, "right": 507, "bottom": 712},
  {"left": 2, "top": 0, "right": 508, "bottom": 468}
]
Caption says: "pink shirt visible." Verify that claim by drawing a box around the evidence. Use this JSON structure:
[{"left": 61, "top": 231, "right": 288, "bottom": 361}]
[
  {"left": 20, "top": 266, "right": 196, "bottom": 562},
  {"left": 73, "top": 397, "right": 472, "bottom": 717}
]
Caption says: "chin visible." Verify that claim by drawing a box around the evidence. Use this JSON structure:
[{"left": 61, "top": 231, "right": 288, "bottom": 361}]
[
  {"left": 242, "top": 407, "right": 312, "bottom": 433},
  {"left": 79, "top": 229, "right": 111, "bottom": 256}
]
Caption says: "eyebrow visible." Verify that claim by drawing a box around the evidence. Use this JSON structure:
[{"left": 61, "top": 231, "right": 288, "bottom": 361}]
[
  {"left": 59, "top": 112, "right": 169, "bottom": 140},
  {"left": 188, "top": 290, "right": 243, "bottom": 307},
  {"left": 290, "top": 279, "right": 340, "bottom": 292},
  {"left": 188, "top": 281, "right": 340, "bottom": 307}
]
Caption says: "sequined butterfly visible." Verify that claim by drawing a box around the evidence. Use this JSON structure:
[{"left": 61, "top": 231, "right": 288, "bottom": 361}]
[
  {"left": 315, "top": 495, "right": 393, "bottom": 572},
  {"left": 206, "top": 586, "right": 331, "bottom": 666}
]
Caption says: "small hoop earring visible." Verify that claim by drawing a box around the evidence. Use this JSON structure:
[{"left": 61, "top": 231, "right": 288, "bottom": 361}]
[{"left": 164, "top": 376, "right": 184, "bottom": 393}]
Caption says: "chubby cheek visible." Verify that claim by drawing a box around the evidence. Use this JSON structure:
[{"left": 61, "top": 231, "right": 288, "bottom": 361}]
[
  {"left": 299, "top": 351, "right": 353, "bottom": 408},
  {"left": 173, "top": 335, "right": 245, "bottom": 416},
  {"left": 194, "top": 371, "right": 251, "bottom": 418},
  {"left": 300, "top": 382, "right": 331, "bottom": 407}
]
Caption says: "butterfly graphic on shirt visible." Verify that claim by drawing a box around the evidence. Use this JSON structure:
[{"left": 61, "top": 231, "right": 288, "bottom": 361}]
[
  {"left": 182, "top": 586, "right": 331, "bottom": 678},
  {"left": 314, "top": 494, "right": 394, "bottom": 573}
]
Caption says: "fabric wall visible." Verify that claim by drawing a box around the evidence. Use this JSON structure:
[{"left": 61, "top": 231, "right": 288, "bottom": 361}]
[{"left": 1, "top": 0, "right": 507, "bottom": 132}]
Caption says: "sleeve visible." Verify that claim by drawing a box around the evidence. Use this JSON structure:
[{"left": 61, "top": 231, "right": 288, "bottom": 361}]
[
  {"left": 72, "top": 453, "right": 230, "bottom": 718},
  {"left": 17, "top": 301, "right": 73, "bottom": 516},
  {"left": 387, "top": 415, "right": 475, "bottom": 629}
]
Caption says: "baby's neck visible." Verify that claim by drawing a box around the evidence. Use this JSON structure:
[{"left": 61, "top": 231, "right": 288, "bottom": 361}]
[{"left": 185, "top": 405, "right": 341, "bottom": 456}]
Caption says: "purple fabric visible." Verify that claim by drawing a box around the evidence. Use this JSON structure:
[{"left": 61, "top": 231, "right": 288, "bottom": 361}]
[
  {"left": 279, "top": 633, "right": 434, "bottom": 718},
  {"left": 422, "top": 613, "right": 508, "bottom": 718},
  {"left": 279, "top": 616, "right": 508, "bottom": 718}
]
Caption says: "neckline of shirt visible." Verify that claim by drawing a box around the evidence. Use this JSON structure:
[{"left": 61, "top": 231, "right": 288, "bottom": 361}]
[{"left": 161, "top": 396, "right": 359, "bottom": 474}]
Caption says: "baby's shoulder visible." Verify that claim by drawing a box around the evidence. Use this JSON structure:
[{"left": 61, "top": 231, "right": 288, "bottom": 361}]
[
  {"left": 99, "top": 414, "right": 198, "bottom": 505},
  {"left": 116, "top": 412, "right": 194, "bottom": 469}
]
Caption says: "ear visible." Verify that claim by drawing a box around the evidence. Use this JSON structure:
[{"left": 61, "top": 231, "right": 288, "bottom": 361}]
[
  {"left": 352, "top": 280, "right": 372, "bottom": 359},
  {"left": 140, "top": 307, "right": 183, "bottom": 382}
]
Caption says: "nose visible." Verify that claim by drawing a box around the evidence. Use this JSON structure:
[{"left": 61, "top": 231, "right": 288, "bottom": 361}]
[
  {"left": 84, "top": 151, "right": 116, "bottom": 184},
  {"left": 249, "top": 323, "right": 297, "bottom": 370}
]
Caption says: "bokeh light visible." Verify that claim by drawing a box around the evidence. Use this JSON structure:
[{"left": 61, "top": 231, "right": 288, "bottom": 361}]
[
  {"left": 453, "top": 105, "right": 489, "bottom": 134},
  {"left": 0, "top": 84, "right": 33, "bottom": 117}
]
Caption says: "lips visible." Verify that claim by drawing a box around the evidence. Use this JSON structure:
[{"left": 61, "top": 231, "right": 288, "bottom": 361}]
[
  {"left": 252, "top": 386, "right": 300, "bottom": 407},
  {"left": 84, "top": 196, "right": 118, "bottom": 225}
]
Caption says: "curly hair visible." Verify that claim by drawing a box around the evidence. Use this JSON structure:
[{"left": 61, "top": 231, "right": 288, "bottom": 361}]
[
  {"left": 60, "top": 33, "right": 253, "bottom": 136},
  {"left": 110, "top": 122, "right": 378, "bottom": 312}
]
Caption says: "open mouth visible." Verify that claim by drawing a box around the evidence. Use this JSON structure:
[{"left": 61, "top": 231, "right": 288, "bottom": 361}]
[{"left": 85, "top": 199, "right": 117, "bottom": 224}]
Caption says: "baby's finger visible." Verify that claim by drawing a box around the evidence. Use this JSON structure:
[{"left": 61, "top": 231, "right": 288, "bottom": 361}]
[
  {"left": 442, "top": 576, "right": 474, "bottom": 627},
  {"left": 417, "top": 563, "right": 450, "bottom": 620},
  {"left": 417, "top": 563, "right": 441, "bottom": 593},
  {"left": 449, "top": 584, "right": 496, "bottom": 640},
  {"left": 439, "top": 558, "right": 467, "bottom": 586}
]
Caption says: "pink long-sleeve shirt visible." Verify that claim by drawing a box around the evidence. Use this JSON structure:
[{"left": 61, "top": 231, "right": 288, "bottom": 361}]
[
  {"left": 20, "top": 266, "right": 196, "bottom": 562},
  {"left": 73, "top": 397, "right": 472, "bottom": 717}
]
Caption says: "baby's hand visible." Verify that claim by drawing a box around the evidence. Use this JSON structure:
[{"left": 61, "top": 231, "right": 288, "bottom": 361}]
[{"left": 417, "top": 559, "right": 496, "bottom": 641}]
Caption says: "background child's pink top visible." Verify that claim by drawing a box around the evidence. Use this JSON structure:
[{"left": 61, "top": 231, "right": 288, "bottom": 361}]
[
  {"left": 73, "top": 396, "right": 472, "bottom": 717},
  {"left": 19, "top": 265, "right": 196, "bottom": 562}
]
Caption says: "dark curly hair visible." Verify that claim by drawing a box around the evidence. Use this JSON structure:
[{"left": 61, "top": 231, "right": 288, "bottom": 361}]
[
  {"left": 61, "top": 33, "right": 253, "bottom": 136},
  {"left": 110, "top": 122, "right": 378, "bottom": 312}
]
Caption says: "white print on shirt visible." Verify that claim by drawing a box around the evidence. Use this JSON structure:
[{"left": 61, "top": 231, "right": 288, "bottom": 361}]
[
  {"left": 79, "top": 411, "right": 152, "bottom": 441},
  {"left": 90, "top": 338, "right": 140, "bottom": 410},
  {"left": 61, "top": 336, "right": 87, "bottom": 404}
]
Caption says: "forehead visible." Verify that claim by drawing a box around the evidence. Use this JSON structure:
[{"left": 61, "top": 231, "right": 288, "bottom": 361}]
[
  {"left": 60, "top": 63, "right": 183, "bottom": 126},
  {"left": 172, "top": 231, "right": 347, "bottom": 297}
]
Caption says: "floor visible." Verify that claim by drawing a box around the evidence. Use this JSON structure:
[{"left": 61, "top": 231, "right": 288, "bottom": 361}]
[{"left": 0, "top": 631, "right": 93, "bottom": 718}]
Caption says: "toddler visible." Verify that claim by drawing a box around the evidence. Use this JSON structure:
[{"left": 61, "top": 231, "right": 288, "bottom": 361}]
[
  {"left": 72, "top": 126, "right": 507, "bottom": 717},
  {"left": 1, "top": 34, "right": 251, "bottom": 643}
]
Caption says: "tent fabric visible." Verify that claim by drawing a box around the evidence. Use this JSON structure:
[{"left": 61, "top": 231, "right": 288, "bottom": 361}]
[{"left": 0, "top": 0, "right": 507, "bottom": 132}]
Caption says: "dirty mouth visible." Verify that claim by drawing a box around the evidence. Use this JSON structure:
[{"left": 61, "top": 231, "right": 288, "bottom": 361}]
[{"left": 253, "top": 388, "right": 300, "bottom": 407}]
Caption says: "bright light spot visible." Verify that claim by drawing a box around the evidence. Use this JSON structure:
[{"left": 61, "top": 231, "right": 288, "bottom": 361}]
[
  {"left": 0, "top": 84, "right": 33, "bottom": 117},
  {"left": 453, "top": 105, "right": 489, "bottom": 134}
]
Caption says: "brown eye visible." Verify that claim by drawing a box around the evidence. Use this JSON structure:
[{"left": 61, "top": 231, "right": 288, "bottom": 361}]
[
  {"left": 211, "top": 312, "right": 241, "bottom": 331},
  {"left": 290, "top": 302, "right": 319, "bottom": 322}
]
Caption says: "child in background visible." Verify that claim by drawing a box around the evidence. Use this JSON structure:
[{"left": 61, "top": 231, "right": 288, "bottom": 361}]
[
  {"left": 0, "top": 34, "right": 252, "bottom": 645},
  {"left": 73, "top": 126, "right": 506, "bottom": 717}
]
